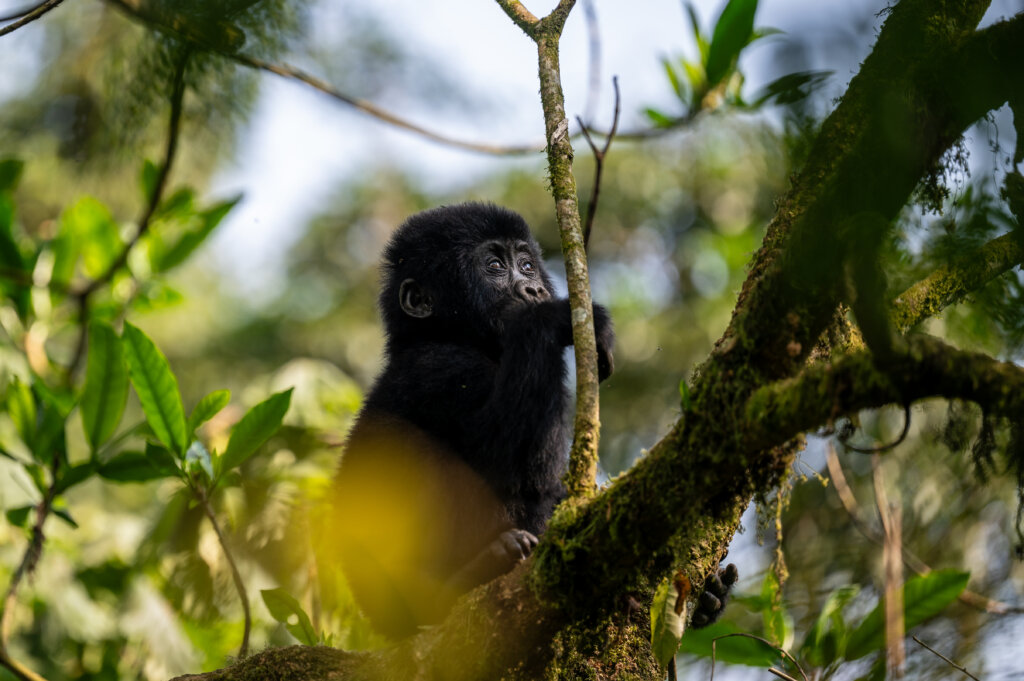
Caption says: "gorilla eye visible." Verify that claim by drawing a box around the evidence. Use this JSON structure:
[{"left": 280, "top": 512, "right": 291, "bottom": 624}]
[
  {"left": 520, "top": 259, "right": 534, "bottom": 273},
  {"left": 487, "top": 258, "right": 504, "bottom": 270}
]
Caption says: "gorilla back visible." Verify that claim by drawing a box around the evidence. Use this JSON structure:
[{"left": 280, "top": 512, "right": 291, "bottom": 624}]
[{"left": 326, "top": 203, "right": 614, "bottom": 637}]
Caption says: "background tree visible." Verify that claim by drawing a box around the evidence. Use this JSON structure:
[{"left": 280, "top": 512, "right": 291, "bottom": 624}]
[{"left": 0, "top": 0, "right": 1021, "bottom": 680}]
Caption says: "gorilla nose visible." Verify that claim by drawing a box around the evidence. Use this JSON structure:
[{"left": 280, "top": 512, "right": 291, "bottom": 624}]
[{"left": 520, "top": 282, "right": 549, "bottom": 301}]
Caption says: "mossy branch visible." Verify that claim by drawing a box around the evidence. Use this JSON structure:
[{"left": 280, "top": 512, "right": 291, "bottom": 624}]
[
  {"left": 496, "top": 0, "right": 602, "bottom": 500},
  {"left": 891, "top": 231, "right": 1024, "bottom": 333},
  {"left": 743, "top": 335, "right": 1024, "bottom": 451}
]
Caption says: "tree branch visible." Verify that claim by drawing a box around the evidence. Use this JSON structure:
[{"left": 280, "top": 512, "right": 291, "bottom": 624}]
[
  {"left": 891, "top": 231, "right": 1023, "bottom": 333},
  {"left": 0, "top": 0, "right": 64, "bottom": 38},
  {"left": 105, "top": 0, "right": 545, "bottom": 156},
  {"left": 196, "top": 488, "right": 251, "bottom": 659},
  {"left": 745, "top": 335, "right": 1024, "bottom": 451},
  {"left": 64, "top": 49, "right": 188, "bottom": 381},
  {"left": 577, "top": 76, "right": 621, "bottom": 251}
]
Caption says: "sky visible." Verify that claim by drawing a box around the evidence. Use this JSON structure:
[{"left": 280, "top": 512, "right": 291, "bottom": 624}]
[
  {"left": 206, "top": 0, "right": 1019, "bottom": 295},
  {"left": 207, "top": 0, "right": 893, "bottom": 295}
]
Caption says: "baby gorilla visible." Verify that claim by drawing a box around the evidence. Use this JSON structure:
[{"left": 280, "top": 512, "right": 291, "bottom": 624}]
[{"left": 327, "top": 203, "right": 730, "bottom": 637}]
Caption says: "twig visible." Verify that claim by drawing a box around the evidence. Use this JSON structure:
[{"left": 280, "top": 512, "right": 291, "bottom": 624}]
[
  {"left": 767, "top": 669, "right": 799, "bottom": 681},
  {"left": 577, "top": 76, "right": 621, "bottom": 251},
  {"left": 0, "top": 456, "right": 61, "bottom": 681},
  {"left": 840, "top": 403, "right": 911, "bottom": 454},
  {"left": 709, "top": 633, "right": 808, "bottom": 681},
  {"left": 873, "top": 453, "right": 905, "bottom": 679},
  {"left": 0, "top": 0, "right": 63, "bottom": 38},
  {"left": 0, "top": 0, "right": 51, "bottom": 21},
  {"left": 912, "top": 636, "right": 981, "bottom": 681},
  {"left": 197, "top": 487, "right": 251, "bottom": 658},
  {"left": 104, "top": 0, "right": 544, "bottom": 156},
  {"left": 826, "top": 443, "right": 1024, "bottom": 614},
  {"left": 64, "top": 49, "right": 189, "bottom": 381}
]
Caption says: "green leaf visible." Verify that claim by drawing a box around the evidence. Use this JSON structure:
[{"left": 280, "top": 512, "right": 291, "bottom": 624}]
[
  {"left": 800, "top": 585, "right": 859, "bottom": 667},
  {"left": 153, "top": 187, "right": 195, "bottom": 223},
  {"left": 6, "top": 377, "right": 36, "bottom": 449},
  {"left": 98, "top": 445, "right": 179, "bottom": 482},
  {"left": 662, "top": 59, "right": 686, "bottom": 101},
  {"left": 261, "top": 588, "right": 317, "bottom": 645},
  {"left": 80, "top": 322, "right": 129, "bottom": 452},
  {"left": 644, "top": 108, "right": 678, "bottom": 128},
  {"left": 677, "top": 621, "right": 779, "bottom": 667},
  {"left": 760, "top": 570, "right": 792, "bottom": 650},
  {"left": 31, "top": 394, "right": 67, "bottom": 465},
  {"left": 60, "top": 197, "right": 124, "bottom": 279},
  {"left": 55, "top": 461, "right": 97, "bottom": 494},
  {"left": 751, "top": 70, "right": 832, "bottom": 107},
  {"left": 0, "top": 194, "right": 30, "bottom": 318},
  {"left": 140, "top": 159, "right": 159, "bottom": 200},
  {"left": 651, "top": 576, "right": 687, "bottom": 669},
  {"left": 122, "top": 322, "right": 189, "bottom": 456},
  {"left": 188, "top": 390, "right": 231, "bottom": 433},
  {"left": 845, "top": 570, "right": 969, "bottom": 660},
  {"left": 0, "top": 159, "right": 24, "bottom": 193},
  {"left": 219, "top": 389, "right": 292, "bottom": 474},
  {"left": 153, "top": 195, "right": 240, "bottom": 272},
  {"left": 705, "top": 0, "right": 758, "bottom": 87},
  {"left": 679, "top": 379, "right": 691, "bottom": 410},
  {"left": 5, "top": 506, "right": 31, "bottom": 528},
  {"left": 684, "top": 2, "right": 709, "bottom": 61}
]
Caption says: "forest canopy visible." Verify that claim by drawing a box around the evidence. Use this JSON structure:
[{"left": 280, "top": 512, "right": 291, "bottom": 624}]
[{"left": 0, "top": 0, "right": 1022, "bottom": 680}]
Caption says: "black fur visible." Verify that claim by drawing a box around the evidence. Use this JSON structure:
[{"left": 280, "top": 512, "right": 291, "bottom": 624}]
[{"left": 330, "top": 203, "right": 614, "bottom": 637}]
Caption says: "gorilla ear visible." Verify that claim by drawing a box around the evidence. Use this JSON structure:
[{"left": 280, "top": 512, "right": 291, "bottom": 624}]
[{"left": 399, "top": 278, "right": 433, "bottom": 319}]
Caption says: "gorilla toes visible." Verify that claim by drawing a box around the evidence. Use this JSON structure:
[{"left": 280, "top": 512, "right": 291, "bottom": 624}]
[
  {"left": 494, "top": 529, "right": 538, "bottom": 566},
  {"left": 691, "top": 562, "right": 738, "bottom": 629}
]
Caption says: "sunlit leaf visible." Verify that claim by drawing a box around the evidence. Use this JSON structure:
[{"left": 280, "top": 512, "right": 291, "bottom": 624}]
[
  {"left": 140, "top": 159, "right": 159, "bottom": 200},
  {"left": 122, "top": 322, "right": 189, "bottom": 456},
  {"left": 60, "top": 197, "right": 124, "bottom": 279},
  {"left": 761, "top": 570, "right": 792, "bottom": 650},
  {"left": 261, "top": 587, "right": 317, "bottom": 645},
  {"left": 651, "top": 574, "right": 689, "bottom": 669},
  {"left": 684, "top": 2, "right": 709, "bottom": 61},
  {"left": 6, "top": 377, "right": 35, "bottom": 449},
  {"left": 705, "top": 0, "right": 758, "bottom": 88},
  {"left": 219, "top": 388, "right": 292, "bottom": 474},
  {"left": 188, "top": 389, "right": 231, "bottom": 433},
  {"left": 845, "top": 570, "right": 969, "bottom": 660},
  {"left": 81, "top": 322, "right": 129, "bottom": 452}
]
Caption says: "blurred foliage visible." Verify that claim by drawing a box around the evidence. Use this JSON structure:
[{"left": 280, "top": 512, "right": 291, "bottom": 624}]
[{"left": 0, "top": 0, "right": 1022, "bottom": 679}]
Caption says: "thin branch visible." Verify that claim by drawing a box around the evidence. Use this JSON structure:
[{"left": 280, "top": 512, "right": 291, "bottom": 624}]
[
  {"left": 197, "top": 488, "right": 251, "bottom": 659},
  {"left": 494, "top": 0, "right": 539, "bottom": 36},
  {"left": 0, "top": 456, "right": 60, "bottom": 681},
  {"left": 873, "top": 454, "right": 905, "bottom": 679},
  {"left": 0, "top": 0, "right": 52, "bottom": 22},
  {"left": 709, "top": 633, "right": 808, "bottom": 681},
  {"left": 577, "top": 76, "right": 621, "bottom": 251},
  {"left": 912, "top": 636, "right": 981, "bottom": 681},
  {"left": 64, "top": 50, "right": 188, "bottom": 381},
  {"left": 826, "top": 444, "right": 1024, "bottom": 614},
  {"left": 891, "top": 231, "right": 1024, "bottom": 333},
  {"left": 0, "top": 0, "right": 64, "bottom": 38},
  {"left": 840, "top": 403, "right": 911, "bottom": 454},
  {"left": 239, "top": 57, "right": 543, "bottom": 156},
  {"left": 104, "top": 0, "right": 545, "bottom": 156}
]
